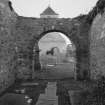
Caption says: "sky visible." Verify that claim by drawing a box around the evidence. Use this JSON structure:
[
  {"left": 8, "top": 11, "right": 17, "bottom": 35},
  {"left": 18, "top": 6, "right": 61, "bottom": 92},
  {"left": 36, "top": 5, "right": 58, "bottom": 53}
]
[
  {"left": 39, "top": 32, "right": 71, "bottom": 44},
  {"left": 10, "top": 0, "right": 98, "bottom": 18},
  {"left": 60, "top": 33, "right": 71, "bottom": 44},
  {"left": 39, "top": 32, "right": 71, "bottom": 53}
]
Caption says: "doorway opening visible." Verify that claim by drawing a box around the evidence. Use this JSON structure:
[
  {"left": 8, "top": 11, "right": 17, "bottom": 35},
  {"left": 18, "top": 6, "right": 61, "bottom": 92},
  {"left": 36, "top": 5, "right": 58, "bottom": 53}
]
[{"left": 38, "top": 31, "right": 76, "bottom": 79}]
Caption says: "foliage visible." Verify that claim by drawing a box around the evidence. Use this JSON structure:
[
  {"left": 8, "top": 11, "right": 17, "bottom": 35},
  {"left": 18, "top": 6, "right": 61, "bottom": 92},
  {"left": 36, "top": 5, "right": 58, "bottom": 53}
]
[
  {"left": 73, "top": 14, "right": 87, "bottom": 22},
  {"left": 86, "top": 0, "right": 105, "bottom": 24},
  {"left": 73, "top": 0, "right": 105, "bottom": 25}
]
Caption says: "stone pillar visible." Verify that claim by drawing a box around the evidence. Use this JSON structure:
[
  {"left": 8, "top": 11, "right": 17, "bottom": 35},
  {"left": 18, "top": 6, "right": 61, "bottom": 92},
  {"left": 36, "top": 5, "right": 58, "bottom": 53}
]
[
  {"left": 75, "top": 48, "right": 90, "bottom": 80},
  {"left": 33, "top": 42, "right": 41, "bottom": 71}
]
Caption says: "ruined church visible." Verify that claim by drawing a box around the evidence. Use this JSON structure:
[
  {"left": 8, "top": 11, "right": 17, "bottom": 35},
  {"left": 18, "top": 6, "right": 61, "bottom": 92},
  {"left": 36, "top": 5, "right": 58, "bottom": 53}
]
[{"left": 0, "top": 0, "right": 104, "bottom": 94}]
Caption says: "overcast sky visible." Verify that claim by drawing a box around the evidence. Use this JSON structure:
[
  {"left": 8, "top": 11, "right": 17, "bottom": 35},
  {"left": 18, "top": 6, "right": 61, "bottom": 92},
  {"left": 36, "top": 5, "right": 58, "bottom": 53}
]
[{"left": 10, "top": 0, "right": 98, "bottom": 18}]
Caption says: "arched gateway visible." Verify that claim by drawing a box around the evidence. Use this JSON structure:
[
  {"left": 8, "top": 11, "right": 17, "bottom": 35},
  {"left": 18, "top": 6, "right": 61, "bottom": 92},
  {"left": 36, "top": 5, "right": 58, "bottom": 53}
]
[
  {"left": 14, "top": 18, "right": 89, "bottom": 80},
  {"left": 11, "top": 5, "right": 90, "bottom": 80}
]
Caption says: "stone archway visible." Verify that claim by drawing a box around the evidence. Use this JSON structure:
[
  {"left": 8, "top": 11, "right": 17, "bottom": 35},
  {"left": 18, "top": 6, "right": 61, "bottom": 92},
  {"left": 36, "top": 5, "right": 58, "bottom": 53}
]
[
  {"left": 31, "top": 29, "right": 89, "bottom": 80},
  {"left": 32, "top": 30, "right": 75, "bottom": 69},
  {"left": 13, "top": 16, "right": 90, "bottom": 80}
]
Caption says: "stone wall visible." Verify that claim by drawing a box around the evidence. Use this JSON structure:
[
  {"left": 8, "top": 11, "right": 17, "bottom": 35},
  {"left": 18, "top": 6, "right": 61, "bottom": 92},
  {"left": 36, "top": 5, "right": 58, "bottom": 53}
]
[
  {"left": 14, "top": 17, "right": 78, "bottom": 75},
  {"left": 13, "top": 16, "right": 90, "bottom": 80},
  {"left": 75, "top": 20, "right": 90, "bottom": 80},
  {"left": 0, "top": 0, "right": 17, "bottom": 93},
  {"left": 90, "top": 11, "right": 105, "bottom": 79}
]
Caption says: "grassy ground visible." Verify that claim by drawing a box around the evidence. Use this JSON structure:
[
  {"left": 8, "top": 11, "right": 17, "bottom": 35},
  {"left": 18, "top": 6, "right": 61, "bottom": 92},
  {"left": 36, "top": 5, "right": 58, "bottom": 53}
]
[
  {"left": 0, "top": 80, "right": 48, "bottom": 105},
  {"left": 35, "top": 63, "right": 75, "bottom": 80},
  {"left": 0, "top": 62, "right": 98, "bottom": 105},
  {"left": 0, "top": 78, "right": 97, "bottom": 105}
]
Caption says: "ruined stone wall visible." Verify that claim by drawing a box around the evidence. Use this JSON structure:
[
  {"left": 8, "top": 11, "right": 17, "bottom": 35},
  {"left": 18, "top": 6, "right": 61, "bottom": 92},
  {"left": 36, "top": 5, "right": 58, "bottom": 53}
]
[
  {"left": 0, "top": 0, "right": 17, "bottom": 93},
  {"left": 14, "top": 17, "right": 77, "bottom": 79},
  {"left": 14, "top": 17, "right": 90, "bottom": 80},
  {"left": 90, "top": 11, "right": 105, "bottom": 79}
]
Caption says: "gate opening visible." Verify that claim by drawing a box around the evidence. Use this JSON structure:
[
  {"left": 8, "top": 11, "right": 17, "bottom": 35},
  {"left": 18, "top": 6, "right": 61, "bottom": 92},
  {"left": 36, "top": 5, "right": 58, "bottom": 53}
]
[{"left": 38, "top": 32, "right": 76, "bottom": 79}]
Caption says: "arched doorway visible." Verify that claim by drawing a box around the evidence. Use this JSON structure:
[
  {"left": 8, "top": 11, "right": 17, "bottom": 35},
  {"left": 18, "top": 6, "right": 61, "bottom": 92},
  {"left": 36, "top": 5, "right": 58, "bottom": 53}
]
[{"left": 33, "top": 30, "right": 77, "bottom": 79}]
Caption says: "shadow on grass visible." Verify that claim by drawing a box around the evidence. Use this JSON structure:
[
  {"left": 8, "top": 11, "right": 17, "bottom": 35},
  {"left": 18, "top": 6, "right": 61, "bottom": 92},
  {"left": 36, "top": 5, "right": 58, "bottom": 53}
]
[{"left": 0, "top": 79, "right": 48, "bottom": 105}]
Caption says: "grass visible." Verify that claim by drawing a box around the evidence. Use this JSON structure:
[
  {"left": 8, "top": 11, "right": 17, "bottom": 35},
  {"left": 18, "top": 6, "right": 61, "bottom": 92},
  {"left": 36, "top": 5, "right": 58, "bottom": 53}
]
[
  {"left": 0, "top": 80, "right": 48, "bottom": 105},
  {"left": 35, "top": 62, "right": 75, "bottom": 80}
]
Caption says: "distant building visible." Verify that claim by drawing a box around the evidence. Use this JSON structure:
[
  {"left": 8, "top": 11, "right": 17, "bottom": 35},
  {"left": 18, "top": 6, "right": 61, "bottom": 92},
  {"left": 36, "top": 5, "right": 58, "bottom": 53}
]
[
  {"left": 40, "top": 6, "right": 59, "bottom": 18},
  {"left": 39, "top": 32, "right": 66, "bottom": 55}
]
